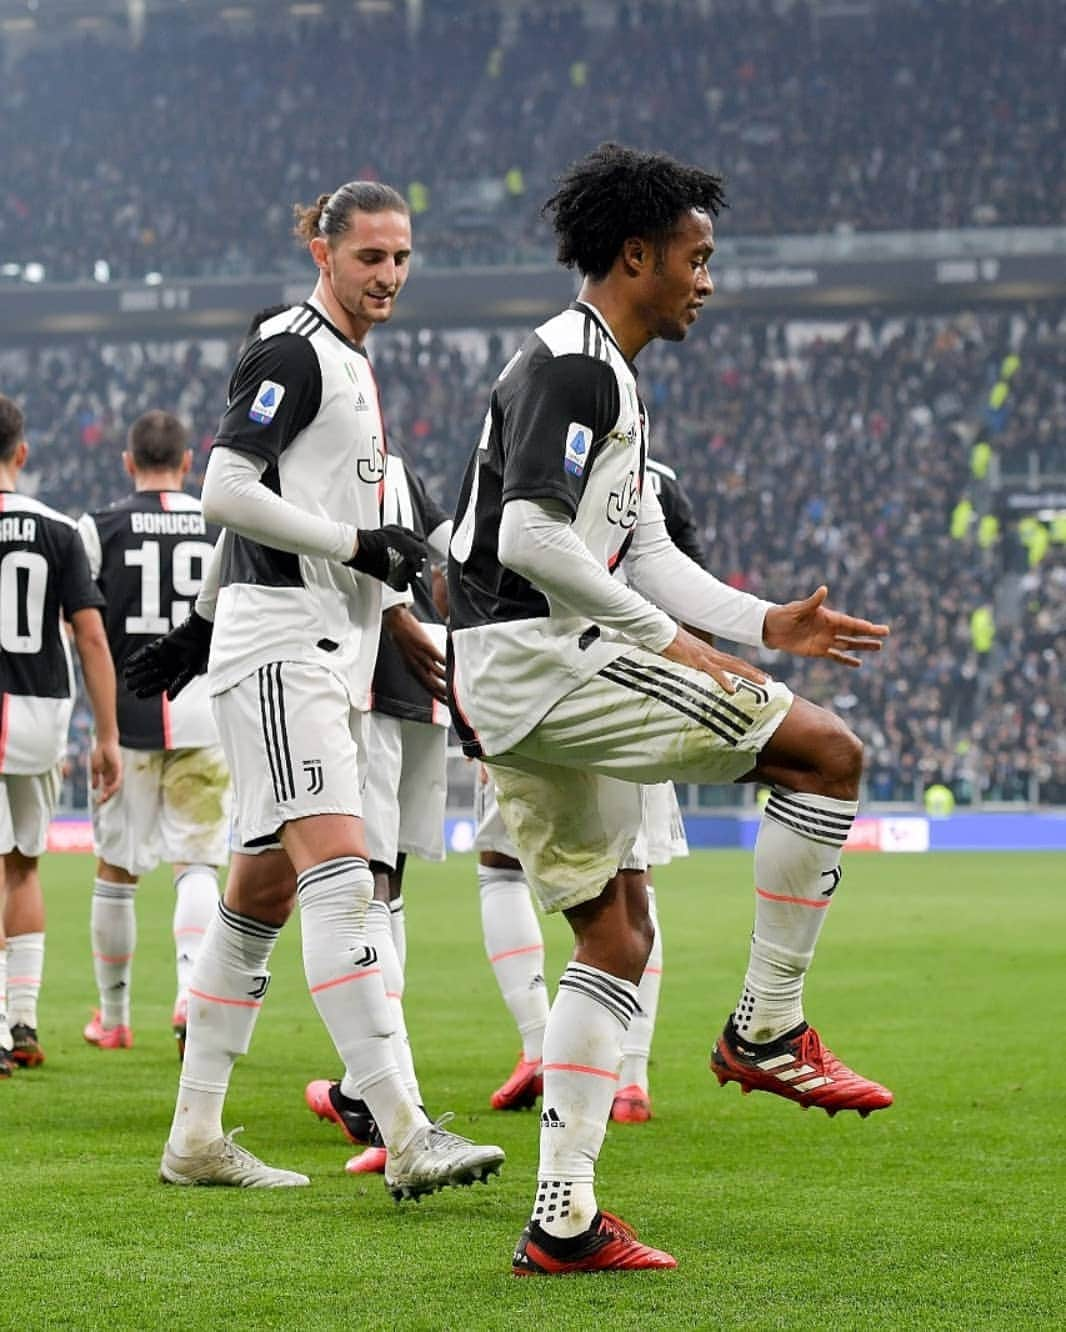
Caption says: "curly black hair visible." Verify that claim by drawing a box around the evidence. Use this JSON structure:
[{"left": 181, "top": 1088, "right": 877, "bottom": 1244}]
[{"left": 542, "top": 142, "right": 727, "bottom": 281}]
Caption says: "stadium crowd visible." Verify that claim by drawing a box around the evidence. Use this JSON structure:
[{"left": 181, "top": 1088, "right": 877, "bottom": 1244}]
[
  {"left": 10, "top": 302, "right": 1064, "bottom": 806},
  {"left": 1, "top": 0, "right": 1062, "bottom": 281}
]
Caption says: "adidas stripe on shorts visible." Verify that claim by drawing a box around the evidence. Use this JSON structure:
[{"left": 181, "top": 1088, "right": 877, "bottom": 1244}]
[{"left": 487, "top": 646, "right": 792, "bottom": 912}]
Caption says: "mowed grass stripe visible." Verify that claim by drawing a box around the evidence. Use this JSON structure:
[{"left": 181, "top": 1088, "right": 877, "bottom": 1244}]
[{"left": 3, "top": 851, "right": 1063, "bottom": 1329}]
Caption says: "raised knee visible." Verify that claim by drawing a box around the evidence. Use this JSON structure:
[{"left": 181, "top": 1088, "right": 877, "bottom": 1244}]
[{"left": 821, "top": 719, "right": 863, "bottom": 795}]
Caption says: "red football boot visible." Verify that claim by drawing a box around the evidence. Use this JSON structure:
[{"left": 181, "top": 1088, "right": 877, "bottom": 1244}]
[
  {"left": 83, "top": 1010, "right": 133, "bottom": 1049},
  {"left": 512, "top": 1211, "right": 676, "bottom": 1275},
  {"left": 611, "top": 1084, "right": 652, "bottom": 1124},
  {"left": 304, "top": 1079, "right": 375, "bottom": 1146},
  {"left": 9, "top": 1023, "right": 45, "bottom": 1068},
  {"left": 710, "top": 1018, "right": 893, "bottom": 1117},
  {"left": 345, "top": 1146, "right": 388, "bottom": 1175},
  {"left": 490, "top": 1055, "right": 543, "bottom": 1111}
]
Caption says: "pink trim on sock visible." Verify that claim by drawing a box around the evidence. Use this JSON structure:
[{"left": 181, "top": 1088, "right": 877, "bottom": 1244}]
[
  {"left": 173, "top": 927, "right": 206, "bottom": 936},
  {"left": 755, "top": 885, "right": 831, "bottom": 909},
  {"left": 188, "top": 986, "right": 262, "bottom": 1009},
  {"left": 489, "top": 944, "right": 543, "bottom": 963},
  {"left": 7, "top": 975, "right": 41, "bottom": 986},
  {"left": 308, "top": 968, "right": 382, "bottom": 996},
  {"left": 542, "top": 1061, "right": 619, "bottom": 1081},
  {"left": 645, "top": 966, "right": 663, "bottom": 975},
  {"left": 92, "top": 952, "right": 133, "bottom": 963}
]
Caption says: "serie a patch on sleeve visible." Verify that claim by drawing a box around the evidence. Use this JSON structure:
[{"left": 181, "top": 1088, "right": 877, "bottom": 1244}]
[
  {"left": 564, "top": 422, "right": 591, "bottom": 476},
  {"left": 249, "top": 380, "right": 286, "bottom": 424}
]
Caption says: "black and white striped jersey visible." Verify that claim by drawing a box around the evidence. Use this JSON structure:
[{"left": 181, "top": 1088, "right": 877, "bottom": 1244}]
[
  {"left": 370, "top": 454, "right": 450, "bottom": 727},
  {"left": 78, "top": 491, "right": 219, "bottom": 751},
  {"left": 0, "top": 490, "right": 104, "bottom": 774},
  {"left": 207, "top": 298, "right": 388, "bottom": 705},
  {"left": 448, "top": 300, "right": 649, "bottom": 757}
]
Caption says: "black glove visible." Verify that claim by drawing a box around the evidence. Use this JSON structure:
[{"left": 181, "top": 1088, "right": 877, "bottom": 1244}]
[
  {"left": 345, "top": 525, "right": 427, "bottom": 592},
  {"left": 123, "top": 610, "right": 214, "bottom": 701}
]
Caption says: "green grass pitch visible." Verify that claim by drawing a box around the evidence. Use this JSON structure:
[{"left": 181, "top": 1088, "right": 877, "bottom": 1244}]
[{"left": 4, "top": 850, "right": 1063, "bottom": 1330}]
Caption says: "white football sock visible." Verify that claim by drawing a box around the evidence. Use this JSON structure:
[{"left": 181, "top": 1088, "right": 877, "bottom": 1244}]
[
  {"left": 389, "top": 894, "right": 407, "bottom": 975},
  {"left": 479, "top": 865, "right": 549, "bottom": 1062},
  {"left": 0, "top": 945, "right": 10, "bottom": 1049},
  {"left": 170, "top": 900, "right": 278, "bottom": 1153},
  {"left": 620, "top": 885, "right": 663, "bottom": 1093},
  {"left": 297, "top": 857, "right": 423, "bottom": 1154},
  {"left": 367, "top": 899, "right": 422, "bottom": 1106},
  {"left": 735, "top": 786, "right": 858, "bottom": 1044},
  {"left": 91, "top": 881, "right": 136, "bottom": 1028},
  {"left": 534, "top": 962, "right": 638, "bottom": 1239},
  {"left": 7, "top": 931, "right": 45, "bottom": 1029},
  {"left": 173, "top": 864, "right": 219, "bottom": 1007}
]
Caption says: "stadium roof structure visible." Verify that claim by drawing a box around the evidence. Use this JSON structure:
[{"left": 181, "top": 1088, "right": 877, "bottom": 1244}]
[{"left": 0, "top": 0, "right": 913, "bottom": 35}]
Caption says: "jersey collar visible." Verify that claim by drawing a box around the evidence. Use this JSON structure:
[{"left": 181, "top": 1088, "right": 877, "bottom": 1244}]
[
  {"left": 570, "top": 300, "right": 638, "bottom": 376},
  {"left": 304, "top": 297, "right": 369, "bottom": 358}
]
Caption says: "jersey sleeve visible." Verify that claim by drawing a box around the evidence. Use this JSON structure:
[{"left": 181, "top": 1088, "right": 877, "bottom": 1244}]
[
  {"left": 58, "top": 525, "right": 106, "bottom": 618},
  {"left": 501, "top": 354, "right": 621, "bottom": 519},
  {"left": 76, "top": 512, "right": 103, "bottom": 581},
  {"left": 658, "top": 471, "right": 707, "bottom": 567},
  {"left": 213, "top": 333, "right": 322, "bottom": 466}
]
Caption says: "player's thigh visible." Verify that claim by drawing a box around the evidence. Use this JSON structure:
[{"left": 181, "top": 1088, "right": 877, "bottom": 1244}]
[
  {"left": 395, "top": 720, "right": 447, "bottom": 862},
  {"left": 158, "top": 745, "right": 232, "bottom": 868},
  {"left": 512, "top": 647, "right": 793, "bottom": 786},
  {"left": 488, "top": 753, "right": 644, "bottom": 915},
  {"left": 361, "top": 711, "right": 404, "bottom": 869},
  {"left": 92, "top": 747, "right": 164, "bottom": 876},
  {"left": 212, "top": 663, "right": 364, "bottom": 848},
  {"left": 4, "top": 767, "right": 62, "bottom": 859}
]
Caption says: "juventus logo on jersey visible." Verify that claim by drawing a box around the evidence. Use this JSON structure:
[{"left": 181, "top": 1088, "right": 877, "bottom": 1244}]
[
  {"left": 606, "top": 472, "right": 640, "bottom": 529},
  {"left": 303, "top": 759, "right": 324, "bottom": 795},
  {"left": 356, "top": 435, "right": 386, "bottom": 485}
]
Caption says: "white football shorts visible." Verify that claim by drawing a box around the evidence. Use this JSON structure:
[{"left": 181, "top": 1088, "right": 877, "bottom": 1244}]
[
  {"left": 474, "top": 769, "right": 687, "bottom": 869},
  {"left": 0, "top": 766, "right": 62, "bottom": 858},
  {"left": 92, "top": 745, "right": 231, "bottom": 876},
  {"left": 488, "top": 648, "right": 792, "bottom": 912},
  {"left": 362, "top": 712, "right": 447, "bottom": 869},
  {"left": 213, "top": 661, "right": 366, "bottom": 850}
]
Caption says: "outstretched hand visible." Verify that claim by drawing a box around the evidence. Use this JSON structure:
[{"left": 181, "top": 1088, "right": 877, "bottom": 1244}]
[{"left": 763, "top": 586, "right": 889, "bottom": 666}]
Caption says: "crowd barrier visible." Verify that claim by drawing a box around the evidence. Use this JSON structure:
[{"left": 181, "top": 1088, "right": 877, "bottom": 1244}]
[{"left": 48, "top": 811, "right": 1066, "bottom": 857}]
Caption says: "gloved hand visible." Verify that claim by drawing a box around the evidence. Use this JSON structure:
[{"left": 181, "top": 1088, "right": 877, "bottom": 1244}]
[
  {"left": 123, "top": 610, "right": 214, "bottom": 700},
  {"left": 345, "top": 525, "right": 427, "bottom": 592}
]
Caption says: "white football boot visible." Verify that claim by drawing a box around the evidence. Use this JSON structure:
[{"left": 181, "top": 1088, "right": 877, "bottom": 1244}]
[
  {"left": 160, "top": 1128, "right": 310, "bottom": 1188},
  {"left": 385, "top": 1114, "right": 504, "bottom": 1202}
]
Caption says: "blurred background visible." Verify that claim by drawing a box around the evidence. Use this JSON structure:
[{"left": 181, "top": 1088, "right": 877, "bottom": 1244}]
[{"left": 1, "top": 0, "right": 1063, "bottom": 817}]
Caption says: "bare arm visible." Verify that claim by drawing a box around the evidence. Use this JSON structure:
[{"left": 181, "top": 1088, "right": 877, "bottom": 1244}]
[{"left": 71, "top": 607, "right": 122, "bottom": 803}]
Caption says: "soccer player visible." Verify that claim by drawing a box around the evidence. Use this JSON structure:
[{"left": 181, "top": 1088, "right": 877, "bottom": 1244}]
[
  {"left": 305, "top": 449, "right": 453, "bottom": 1176},
  {"left": 447, "top": 144, "right": 892, "bottom": 1273},
  {"left": 481, "top": 456, "right": 700, "bottom": 1123},
  {"left": 77, "top": 410, "right": 229, "bottom": 1055},
  {"left": 127, "top": 180, "right": 503, "bottom": 1196},
  {"left": 0, "top": 394, "right": 122, "bottom": 1074}
]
